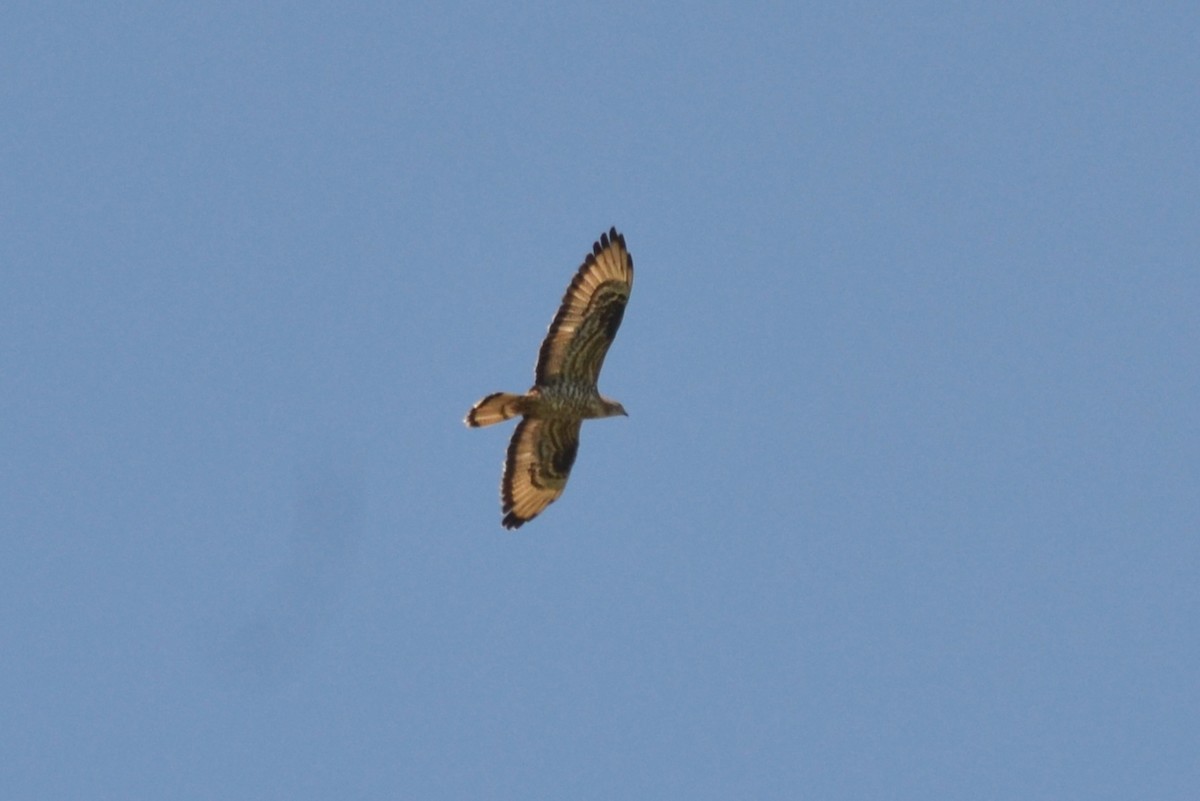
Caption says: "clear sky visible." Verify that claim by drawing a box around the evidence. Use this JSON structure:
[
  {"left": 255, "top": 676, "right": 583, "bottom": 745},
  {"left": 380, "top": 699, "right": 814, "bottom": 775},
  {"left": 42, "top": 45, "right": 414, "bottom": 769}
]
[{"left": 3, "top": 2, "right": 1197, "bottom": 798}]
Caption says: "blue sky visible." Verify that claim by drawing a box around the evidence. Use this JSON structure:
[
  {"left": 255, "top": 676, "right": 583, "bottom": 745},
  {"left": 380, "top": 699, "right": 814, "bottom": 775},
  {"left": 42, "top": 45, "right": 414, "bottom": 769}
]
[{"left": 3, "top": 2, "right": 1197, "bottom": 798}]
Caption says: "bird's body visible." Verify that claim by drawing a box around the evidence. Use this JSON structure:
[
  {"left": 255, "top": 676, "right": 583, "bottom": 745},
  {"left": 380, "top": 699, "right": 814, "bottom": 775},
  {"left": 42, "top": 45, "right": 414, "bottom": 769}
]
[
  {"left": 528, "top": 381, "right": 624, "bottom": 420},
  {"left": 465, "top": 228, "right": 633, "bottom": 529}
]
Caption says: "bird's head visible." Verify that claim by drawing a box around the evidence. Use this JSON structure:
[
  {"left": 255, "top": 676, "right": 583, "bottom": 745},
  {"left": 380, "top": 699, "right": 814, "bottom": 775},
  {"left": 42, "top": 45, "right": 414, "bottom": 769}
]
[{"left": 600, "top": 397, "right": 628, "bottom": 418}]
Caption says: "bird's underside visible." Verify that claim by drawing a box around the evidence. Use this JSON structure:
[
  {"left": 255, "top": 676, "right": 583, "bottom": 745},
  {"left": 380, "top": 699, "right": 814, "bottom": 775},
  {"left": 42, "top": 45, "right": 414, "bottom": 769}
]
[{"left": 465, "top": 227, "right": 633, "bottom": 529}]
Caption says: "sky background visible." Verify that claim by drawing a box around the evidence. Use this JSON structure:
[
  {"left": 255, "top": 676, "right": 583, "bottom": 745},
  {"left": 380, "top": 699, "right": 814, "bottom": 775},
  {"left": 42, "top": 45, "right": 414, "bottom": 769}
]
[{"left": 3, "top": 2, "right": 1198, "bottom": 798}]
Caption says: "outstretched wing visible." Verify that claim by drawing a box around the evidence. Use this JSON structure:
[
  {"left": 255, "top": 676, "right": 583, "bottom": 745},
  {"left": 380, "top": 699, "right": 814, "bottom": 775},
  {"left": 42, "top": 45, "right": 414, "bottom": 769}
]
[
  {"left": 501, "top": 418, "right": 582, "bottom": 529},
  {"left": 535, "top": 227, "right": 634, "bottom": 386}
]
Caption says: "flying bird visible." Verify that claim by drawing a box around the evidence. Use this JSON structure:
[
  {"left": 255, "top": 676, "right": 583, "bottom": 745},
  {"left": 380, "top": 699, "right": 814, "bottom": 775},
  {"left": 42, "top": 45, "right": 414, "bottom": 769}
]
[{"left": 465, "top": 227, "right": 634, "bottom": 529}]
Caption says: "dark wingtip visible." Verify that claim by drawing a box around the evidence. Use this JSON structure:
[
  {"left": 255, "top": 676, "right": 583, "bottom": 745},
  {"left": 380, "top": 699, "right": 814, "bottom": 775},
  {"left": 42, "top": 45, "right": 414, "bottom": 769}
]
[
  {"left": 501, "top": 513, "right": 526, "bottom": 530},
  {"left": 596, "top": 226, "right": 623, "bottom": 255}
]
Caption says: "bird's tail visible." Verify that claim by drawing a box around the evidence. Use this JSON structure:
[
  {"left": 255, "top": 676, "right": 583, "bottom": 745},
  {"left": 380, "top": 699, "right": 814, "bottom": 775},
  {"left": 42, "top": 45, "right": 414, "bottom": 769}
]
[{"left": 464, "top": 392, "right": 526, "bottom": 427}]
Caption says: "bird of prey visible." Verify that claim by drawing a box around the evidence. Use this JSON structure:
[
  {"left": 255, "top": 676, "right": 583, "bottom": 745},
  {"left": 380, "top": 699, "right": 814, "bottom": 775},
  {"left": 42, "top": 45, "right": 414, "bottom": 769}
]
[{"left": 465, "top": 227, "right": 633, "bottom": 529}]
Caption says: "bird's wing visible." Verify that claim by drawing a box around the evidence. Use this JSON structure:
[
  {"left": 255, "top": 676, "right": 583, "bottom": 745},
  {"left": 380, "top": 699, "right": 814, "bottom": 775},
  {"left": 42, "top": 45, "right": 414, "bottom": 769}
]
[
  {"left": 501, "top": 418, "right": 582, "bottom": 529},
  {"left": 534, "top": 227, "right": 633, "bottom": 387}
]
